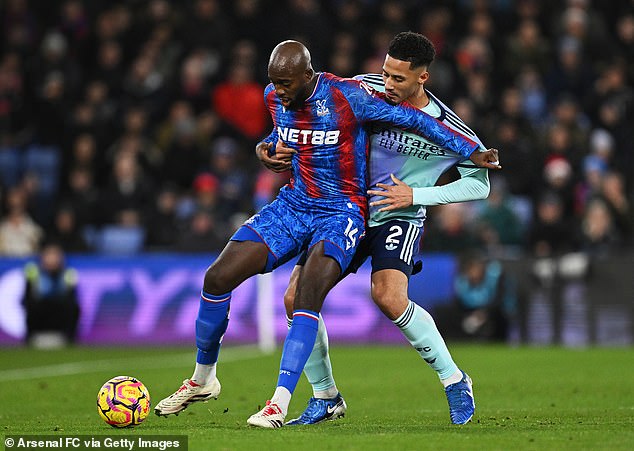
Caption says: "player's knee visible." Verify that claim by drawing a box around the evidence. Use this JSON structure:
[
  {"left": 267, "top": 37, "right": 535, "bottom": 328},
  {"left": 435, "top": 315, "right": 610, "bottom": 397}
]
[
  {"left": 203, "top": 266, "right": 232, "bottom": 295},
  {"left": 372, "top": 288, "right": 406, "bottom": 320},
  {"left": 371, "top": 284, "right": 395, "bottom": 306},
  {"left": 294, "top": 277, "right": 328, "bottom": 311},
  {"left": 293, "top": 290, "right": 321, "bottom": 312}
]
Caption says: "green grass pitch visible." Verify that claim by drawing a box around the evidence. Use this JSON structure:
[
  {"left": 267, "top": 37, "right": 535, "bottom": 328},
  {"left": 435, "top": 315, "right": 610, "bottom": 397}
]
[{"left": 1, "top": 345, "right": 633, "bottom": 450}]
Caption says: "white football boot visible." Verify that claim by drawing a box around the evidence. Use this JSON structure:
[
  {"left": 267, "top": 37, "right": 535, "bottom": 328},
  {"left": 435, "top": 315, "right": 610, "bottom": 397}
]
[
  {"left": 154, "top": 378, "right": 221, "bottom": 416},
  {"left": 246, "top": 401, "right": 286, "bottom": 428}
]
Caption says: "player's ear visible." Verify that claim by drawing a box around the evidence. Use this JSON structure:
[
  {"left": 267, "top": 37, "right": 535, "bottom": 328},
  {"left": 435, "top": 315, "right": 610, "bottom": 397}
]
[
  {"left": 305, "top": 67, "right": 314, "bottom": 81},
  {"left": 419, "top": 70, "right": 429, "bottom": 85}
]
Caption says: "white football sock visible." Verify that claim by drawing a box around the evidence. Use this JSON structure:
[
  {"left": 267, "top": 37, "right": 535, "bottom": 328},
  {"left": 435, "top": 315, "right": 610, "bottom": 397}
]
[
  {"left": 314, "top": 387, "right": 339, "bottom": 399},
  {"left": 441, "top": 370, "right": 463, "bottom": 388},
  {"left": 191, "top": 362, "right": 216, "bottom": 385},
  {"left": 270, "top": 386, "right": 292, "bottom": 416}
]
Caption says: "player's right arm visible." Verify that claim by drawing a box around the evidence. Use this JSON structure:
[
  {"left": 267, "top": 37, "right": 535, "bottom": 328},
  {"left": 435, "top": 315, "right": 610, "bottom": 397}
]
[
  {"left": 256, "top": 85, "right": 297, "bottom": 172},
  {"left": 255, "top": 129, "right": 295, "bottom": 173},
  {"left": 411, "top": 165, "right": 491, "bottom": 206},
  {"left": 368, "top": 166, "right": 491, "bottom": 212}
]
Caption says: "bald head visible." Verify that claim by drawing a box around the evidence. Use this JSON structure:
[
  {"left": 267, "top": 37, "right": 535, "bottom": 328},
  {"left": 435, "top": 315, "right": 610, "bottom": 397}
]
[
  {"left": 268, "top": 40, "right": 316, "bottom": 109},
  {"left": 268, "top": 40, "right": 312, "bottom": 75}
]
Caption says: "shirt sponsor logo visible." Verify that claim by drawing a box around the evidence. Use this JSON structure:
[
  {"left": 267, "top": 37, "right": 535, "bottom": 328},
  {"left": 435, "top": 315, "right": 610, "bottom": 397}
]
[
  {"left": 277, "top": 127, "right": 340, "bottom": 145},
  {"left": 370, "top": 125, "right": 447, "bottom": 157}
]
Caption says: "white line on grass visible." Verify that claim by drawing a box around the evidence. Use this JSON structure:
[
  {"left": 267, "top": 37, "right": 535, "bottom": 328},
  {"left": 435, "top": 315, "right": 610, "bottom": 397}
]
[{"left": 0, "top": 345, "right": 266, "bottom": 382}]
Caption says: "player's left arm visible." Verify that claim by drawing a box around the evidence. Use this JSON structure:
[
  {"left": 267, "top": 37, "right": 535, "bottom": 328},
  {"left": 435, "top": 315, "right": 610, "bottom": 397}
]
[
  {"left": 343, "top": 80, "right": 501, "bottom": 169},
  {"left": 368, "top": 165, "right": 491, "bottom": 212},
  {"left": 345, "top": 81, "right": 475, "bottom": 154}
]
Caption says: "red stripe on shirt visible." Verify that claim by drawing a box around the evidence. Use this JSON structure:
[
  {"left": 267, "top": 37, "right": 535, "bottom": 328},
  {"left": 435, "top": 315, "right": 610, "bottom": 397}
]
[
  {"left": 332, "top": 85, "right": 368, "bottom": 217},
  {"left": 295, "top": 104, "right": 321, "bottom": 198}
]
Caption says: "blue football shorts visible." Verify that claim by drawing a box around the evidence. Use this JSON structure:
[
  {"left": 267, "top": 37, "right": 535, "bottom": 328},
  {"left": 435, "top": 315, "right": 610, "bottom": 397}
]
[
  {"left": 298, "top": 219, "right": 422, "bottom": 278},
  {"left": 231, "top": 193, "right": 365, "bottom": 274}
]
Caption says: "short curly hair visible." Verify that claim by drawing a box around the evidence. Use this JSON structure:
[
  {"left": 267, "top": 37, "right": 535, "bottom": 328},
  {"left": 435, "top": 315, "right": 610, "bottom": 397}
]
[{"left": 387, "top": 31, "right": 435, "bottom": 69}]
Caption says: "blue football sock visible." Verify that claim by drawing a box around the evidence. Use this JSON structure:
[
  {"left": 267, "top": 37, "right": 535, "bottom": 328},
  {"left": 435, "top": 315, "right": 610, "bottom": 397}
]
[
  {"left": 288, "top": 314, "right": 338, "bottom": 397},
  {"left": 195, "top": 291, "right": 231, "bottom": 365},
  {"left": 277, "top": 310, "right": 320, "bottom": 394},
  {"left": 394, "top": 300, "right": 459, "bottom": 381}
]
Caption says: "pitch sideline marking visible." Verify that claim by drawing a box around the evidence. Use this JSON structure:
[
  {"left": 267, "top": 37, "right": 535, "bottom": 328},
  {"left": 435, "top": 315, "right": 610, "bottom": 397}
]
[{"left": 0, "top": 346, "right": 266, "bottom": 382}]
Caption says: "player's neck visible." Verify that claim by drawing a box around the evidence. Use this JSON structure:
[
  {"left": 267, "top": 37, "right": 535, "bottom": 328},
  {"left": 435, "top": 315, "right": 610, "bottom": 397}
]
[
  {"left": 298, "top": 73, "right": 319, "bottom": 106},
  {"left": 407, "top": 86, "right": 430, "bottom": 110},
  {"left": 307, "top": 73, "right": 319, "bottom": 94}
]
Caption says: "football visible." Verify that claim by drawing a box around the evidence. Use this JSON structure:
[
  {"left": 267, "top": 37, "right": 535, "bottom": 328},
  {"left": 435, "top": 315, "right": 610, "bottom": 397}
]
[{"left": 96, "top": 376, "right": 151, "bottom": 428}]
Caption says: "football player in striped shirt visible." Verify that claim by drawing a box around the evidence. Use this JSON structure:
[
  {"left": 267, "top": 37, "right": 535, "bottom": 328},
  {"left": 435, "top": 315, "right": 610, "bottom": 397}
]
[
  {"left": 155, "top": 39, "right": 498, "bottom": 427},
  {"left": 260, "top": 32, "right": 498, "bottom": 426}
]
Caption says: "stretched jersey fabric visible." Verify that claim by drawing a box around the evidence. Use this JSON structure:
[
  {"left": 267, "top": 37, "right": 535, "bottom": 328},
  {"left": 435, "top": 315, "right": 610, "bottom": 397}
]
[
  {"left": 356, "top": 73, "right": 490, "bottom": 227},
  {"left": 261, "top": 72, "right": 479, "bottom": 218}
]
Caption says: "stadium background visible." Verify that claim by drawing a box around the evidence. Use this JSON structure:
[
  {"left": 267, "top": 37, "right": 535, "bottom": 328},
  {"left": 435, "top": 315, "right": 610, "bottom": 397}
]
[{"left": 0, "top": 0, "right": 633, "bottom": 348}]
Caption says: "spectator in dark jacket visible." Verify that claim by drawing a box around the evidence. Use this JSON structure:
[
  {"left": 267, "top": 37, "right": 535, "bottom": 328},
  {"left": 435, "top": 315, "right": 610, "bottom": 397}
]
[{"left": 22, "top": 241, "right": 80, "bottom": 346}]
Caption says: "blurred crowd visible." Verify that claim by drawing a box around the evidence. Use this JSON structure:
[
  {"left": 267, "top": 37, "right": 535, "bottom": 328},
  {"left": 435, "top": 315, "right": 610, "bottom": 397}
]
[{"left": 0, "top": 0, "right": 632, "bottom": 258}]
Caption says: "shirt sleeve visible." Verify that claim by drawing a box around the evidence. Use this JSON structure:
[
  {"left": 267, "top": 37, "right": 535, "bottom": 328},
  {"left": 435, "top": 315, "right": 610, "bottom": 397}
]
[
  {"left": 412, "top": 165, "right": 490, "bottom": 206},
  {"left": 259, "top": 85, "right": 278, "bottom": 152},
  {"left": 258, "top": 128, "right": 278, "bottom": 155},
  {"left": 341, "top": 80, "right": 480, "bottom": 158}
]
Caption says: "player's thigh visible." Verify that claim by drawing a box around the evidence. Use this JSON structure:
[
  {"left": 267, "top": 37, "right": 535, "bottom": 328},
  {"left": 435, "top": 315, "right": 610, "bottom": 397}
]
[
  {"left": 204, "top": 240, "right": 269, "bottom": 294},
  {"left": 294, "top": 242, "right": 343, "bottom": 312},
  {"left": 293, "top": 209, "right": 365, "bottom": 312},
  {"left": 232, "top": 198, "right": 309, "bottom": 271},
  {"left": 367, "top": 220, "right": 422, "bottom": 319},
  {"left": 308, "top": 208, "right": 366, "bottom": 274}
]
